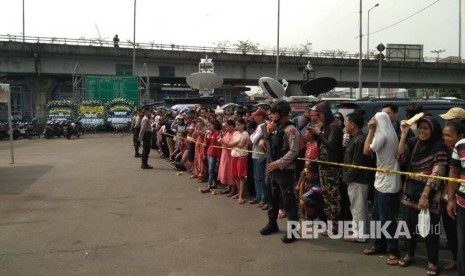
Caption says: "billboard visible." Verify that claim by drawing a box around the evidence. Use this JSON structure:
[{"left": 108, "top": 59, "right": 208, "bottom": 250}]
[{"left": 386, "top": 44, "right": 424, "bottom": 62}]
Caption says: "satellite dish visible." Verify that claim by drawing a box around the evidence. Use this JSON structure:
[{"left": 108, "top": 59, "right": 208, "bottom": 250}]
[
  {"left": 186, "top": 72, "right": 223, "bottom": 91},
  {"left": 258, "top": 77, "right": 285, "bottom": 99},
  {"left": 302, "top": 77, "right": 337, "bottom": 96}
]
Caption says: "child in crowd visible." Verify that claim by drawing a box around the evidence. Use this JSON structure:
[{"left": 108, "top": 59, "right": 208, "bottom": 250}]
[{"left": 299, "top": 163, "right": 324, "bottom": 220}]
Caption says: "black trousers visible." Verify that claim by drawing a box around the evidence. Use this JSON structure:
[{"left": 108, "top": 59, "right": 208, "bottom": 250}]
[
  {"left": 141, "top": 132, "right": 152, "bottom": 166},
  {"left": 247, "top": 153, "right": 255, "bottom": 197},
  {"left": 402, "top": 206, "right": 440, "bottom": 265},
  {"left": 133, "top": 128, "right": 141, "bottom": 153},
  {"left": 267, "top": 169, "right": 299, "bottom": 223},
  {"left": 441, "top": 201, "right": 458, "bottom": 261}
]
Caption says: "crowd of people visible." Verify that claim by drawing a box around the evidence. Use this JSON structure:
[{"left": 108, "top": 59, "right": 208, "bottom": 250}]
[{"left": 130, "top": 101, "right": 465, "bottom": 276}]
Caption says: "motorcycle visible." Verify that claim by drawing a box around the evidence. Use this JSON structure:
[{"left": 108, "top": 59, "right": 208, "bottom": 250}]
[
  {"left": 75, "top": 117, "right": 84, "bottom": 136},
  {"left": 42, "top": 120, "right": 64, "bottom": 139},
  {"left": 53, "top": 121, "right": 65, "bottom": 138},
  {"left": 65, "top": 120, "right": 80, "bottom": 139},
  {"left": 0, "top": 123, "right": 8, "bottom": 140},
  {"left": 16, "top": 122, "right": 29, "bottom": 139},
  {"left": 42, "top": 121, "right": 56, "bottom": 139},
  {"left": 25, "top": 120, "right": 40, "bottom": 138}
]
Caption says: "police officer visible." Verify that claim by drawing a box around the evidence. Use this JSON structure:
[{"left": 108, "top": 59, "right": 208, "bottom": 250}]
[
  {"left": 131, "top": 109, "right": 143, "bottom": 158},
  {"left": 259, "top": 100, "right": 300, "bottom": 243},
  {"left": 139, "top": 107, "right": 153, "bottom": 169}
]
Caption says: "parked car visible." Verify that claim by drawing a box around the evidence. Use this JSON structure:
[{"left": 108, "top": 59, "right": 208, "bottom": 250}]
[{"left": 336, "top": 98, "right": 465, "bottom": 129}]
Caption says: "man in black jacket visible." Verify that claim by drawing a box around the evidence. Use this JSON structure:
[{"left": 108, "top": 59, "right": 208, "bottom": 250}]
[{"left": 343, "top": 112, "right": 375, "bottom": 242}]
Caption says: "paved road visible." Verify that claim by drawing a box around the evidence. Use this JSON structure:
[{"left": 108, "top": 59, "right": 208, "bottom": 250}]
[{"left": 0, "top": 134, "right": 456, "bottom": 276}]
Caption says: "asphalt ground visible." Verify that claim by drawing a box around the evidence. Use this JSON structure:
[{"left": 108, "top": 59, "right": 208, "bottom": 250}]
[{"left": 0, "top": 134, "right": 457, "bottom": 276}]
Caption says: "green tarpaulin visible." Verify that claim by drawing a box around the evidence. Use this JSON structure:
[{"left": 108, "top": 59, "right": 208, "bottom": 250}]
[{"left": 85, "top": 76, "right": 138, "bottom": 104}]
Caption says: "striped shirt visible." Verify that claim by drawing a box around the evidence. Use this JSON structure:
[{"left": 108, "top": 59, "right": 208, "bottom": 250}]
[{"left": 450, "top": 138, "right": 465, "bottom": 208}]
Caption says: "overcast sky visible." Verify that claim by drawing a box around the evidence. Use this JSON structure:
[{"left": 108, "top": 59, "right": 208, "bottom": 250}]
[{"left": 1, "top": 0, "right": 461, "bottom": 58}]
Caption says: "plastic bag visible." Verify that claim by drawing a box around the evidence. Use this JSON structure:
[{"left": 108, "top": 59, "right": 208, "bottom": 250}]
[{"left": 418, "top": 209, "right": 430, "bottom": 238}]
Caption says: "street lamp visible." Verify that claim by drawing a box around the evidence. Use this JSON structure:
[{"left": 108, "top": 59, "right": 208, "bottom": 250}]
[
  {"left": 431, "top": 49, "right": 445, "bottom": 62},
  {"left": 132, "top": 0, "right": 136, "bottom": 76},
  {"left": 367, "top": 3, "right": 379, "bottom": 58},
  {"left": 22, "top": 0, "right": 25, "bottom": 42},
  {"left": 459, "top": 0, "right": 462, "bottom": 62},
  {"left": 358, "top": 0, "right": 363, "bottom": 99},
  {"left": 276, "top": 0, "right": 280, "bottom": 80}
]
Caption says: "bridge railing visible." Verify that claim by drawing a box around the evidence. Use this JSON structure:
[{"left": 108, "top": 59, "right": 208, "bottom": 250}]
[{"left": 0, "top": 34, "right": 456, "bottom": 63}]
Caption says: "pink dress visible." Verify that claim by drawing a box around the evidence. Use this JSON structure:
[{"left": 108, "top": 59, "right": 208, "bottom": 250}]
[{"left": 217, "top": 131, "right": 234, "bottom": 185}]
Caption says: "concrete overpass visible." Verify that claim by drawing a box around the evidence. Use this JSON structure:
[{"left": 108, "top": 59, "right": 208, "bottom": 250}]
[
  {"left": 1, "top": 38, "right": 465, "bottom": 121},
  {"left": 2, "top": 40, "right": 465, "bottom": 91}
]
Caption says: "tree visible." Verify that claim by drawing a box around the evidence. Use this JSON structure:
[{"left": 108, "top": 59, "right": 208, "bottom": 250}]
[
  {"left": 213, "top": 40, "right": 231, "bottom": 53},
  {"left": 234, "top": 40, "right": 259, "bottom": 54}
]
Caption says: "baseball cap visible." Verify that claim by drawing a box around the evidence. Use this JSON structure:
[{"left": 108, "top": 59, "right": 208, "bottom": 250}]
[
  {"left": 439, "top": 107, "right": 465, "bottom": 120},
  {"left": 310, "top": 105, "right": 320, "bottom": 115},
  {"left": 305, "top": 103, "right": 315, "bottom": 110},
  {"left": 252, "top": 109, "right": 267, "bottom": 117}
]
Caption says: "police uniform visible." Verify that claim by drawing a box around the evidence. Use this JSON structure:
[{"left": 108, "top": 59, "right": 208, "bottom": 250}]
[
  {"left": 265, "top": 120, "right": 300, "bottom": 224},
  {"left": 132, "top": 115, "right": 142, "bottom": 157},
  {"left": 139, "top": 115, "right": 152, "bottom": 169}
]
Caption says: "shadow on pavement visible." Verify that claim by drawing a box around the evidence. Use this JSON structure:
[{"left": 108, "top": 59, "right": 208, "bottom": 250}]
[{"left": 0, "top": 165, "right": 53, "bottom": 195}]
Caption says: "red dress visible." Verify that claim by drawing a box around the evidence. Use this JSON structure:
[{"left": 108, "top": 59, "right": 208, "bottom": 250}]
[
  {"left": 217, "top": 131, "right": 234, "bottom": 185},
  {"left": 193, "top": 131, "right": 206, "bottom": 178}
]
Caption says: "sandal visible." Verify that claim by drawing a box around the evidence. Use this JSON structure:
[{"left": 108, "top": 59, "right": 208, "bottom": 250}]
[
  {"left": 220, "top": 189, "right": 231, "bottom": 195},
  {"left": 426, "top": 266, "right": 438, "bottom": 275},
  {"left": 238, "top": 199, "right": 246, "bottom": 204},
  {"left": 362, "top": 247, "right": 387, "bottom": 255},
  {"left": 398, "top": 257, "right": 414, "bottom": 267},
  {"left": 386, "top": 255, "right": 399, "bottom": 266},
  {"left": 231, "top": 194, "right": 239, "bottom": 199}
]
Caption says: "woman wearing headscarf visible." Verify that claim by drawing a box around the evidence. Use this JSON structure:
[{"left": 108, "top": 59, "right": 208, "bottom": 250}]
[
  {"left": 362, "top": 112, "right": 402, "bottom": 266},
  {"left": 397, "top": 115, "right": 448, "bottom": 275}
]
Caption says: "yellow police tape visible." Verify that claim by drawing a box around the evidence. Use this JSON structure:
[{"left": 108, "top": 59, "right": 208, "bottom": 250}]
[{"left": 161, "top": 132, "right": 461, "bottom": 183}]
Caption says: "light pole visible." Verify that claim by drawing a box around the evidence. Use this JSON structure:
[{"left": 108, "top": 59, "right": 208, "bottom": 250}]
[
  {"left": 367, "top": 3, "right": 379, "bottom": 59},
  {"left": 459, "top": 0, "right": 462, "bottom": 63},
  {"left": 358, "top": 0, "right": 363, "bottom": 99},
  {"left": 22, "top": 0, "right": 25, "bottom": 42},
  {"left": 431, "top": 49, "right": 445, "bottom": 62},
  {"left": 132, "top": 0, "right": 137, "bottom": 76},
  {"left": 276, "top": 0, "right": 280, "bottom": 81},
  {"left": 376, "top": 43, "right": 385, "bottom": 98}
]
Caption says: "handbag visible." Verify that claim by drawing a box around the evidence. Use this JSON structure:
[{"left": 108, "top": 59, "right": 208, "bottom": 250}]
[{"left": 404, "top": 141, "right": 425, "bottom": 202}]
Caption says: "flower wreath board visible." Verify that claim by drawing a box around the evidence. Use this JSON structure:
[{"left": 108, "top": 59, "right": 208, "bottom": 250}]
[
  {"left": 46, "top": 100, "right": 77, "bottom": 121},
  {"left": 79, "top": 100, "right": 106, "bottom": 129},
  {"left": 106, "top": 98, "right": 135, "bottom": 130}
]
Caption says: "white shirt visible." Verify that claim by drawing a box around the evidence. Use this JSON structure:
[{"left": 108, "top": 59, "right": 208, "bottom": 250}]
[
  {"left": 231, "top": 131, "right": 250, "bottom": 157},
  {"left": 370, "top": 112, "right": 401, "bottom": 193},
  {"left": 250, "top": 123, "right": 266, "bottom": 160}
]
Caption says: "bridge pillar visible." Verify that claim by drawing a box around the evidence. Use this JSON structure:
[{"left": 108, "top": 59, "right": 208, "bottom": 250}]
[{"left": 25, "top": 77, "right": 56, "bottom": 123}]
